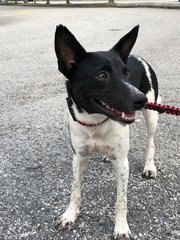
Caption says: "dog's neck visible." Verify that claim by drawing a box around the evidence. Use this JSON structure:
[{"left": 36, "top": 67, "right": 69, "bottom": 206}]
[{"left": 66, "top": 97, "right": 108, "bottom": 126}]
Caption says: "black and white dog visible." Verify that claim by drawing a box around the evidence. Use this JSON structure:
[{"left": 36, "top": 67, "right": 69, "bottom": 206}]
[{"left": 54, "top": 25, "right": 160, "bottom": 239}]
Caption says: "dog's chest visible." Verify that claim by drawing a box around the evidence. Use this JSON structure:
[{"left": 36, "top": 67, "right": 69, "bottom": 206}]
[{"left": 70, "top": 121, "right": 129, "bottom": 158}]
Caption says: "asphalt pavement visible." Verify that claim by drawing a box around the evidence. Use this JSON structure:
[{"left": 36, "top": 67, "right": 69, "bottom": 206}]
[{"left": 0, "top": 6, "right": 179, "bottom": 240}]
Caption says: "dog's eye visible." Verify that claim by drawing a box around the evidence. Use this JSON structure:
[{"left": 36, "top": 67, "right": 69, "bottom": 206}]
[
  {"left": 97, "top": 72, "right": 108, "bottom": 80},
  {"left": 122, "top": 68, "right": 130, "bottom": 76}
]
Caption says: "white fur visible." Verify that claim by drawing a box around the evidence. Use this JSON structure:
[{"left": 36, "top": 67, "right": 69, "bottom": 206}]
[
  {"left": 71, "top": 98, "right": 106, "bottom": 125},
  {"left": 57, "top": 72, "right": 159, "bottom": 238},
  {"left": 57, "top": 102, "right": 131, "bottom": 238},
  {"left": 142, "top": 93, "right": 160, "bottom": 178},
  {"left": 135, "top": 56, "right": 160, "bottom": 178},
  {"left": 143, "top": 104, "right": 158, "bottom": 178},
  {"left": 137, "top": 56, "right": 153, "bottom": 88}
]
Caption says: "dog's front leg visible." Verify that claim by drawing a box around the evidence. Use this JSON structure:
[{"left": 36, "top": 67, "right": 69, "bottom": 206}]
[
  {"left": 56, "top": 154, "right": 88, "bottom": 230},
  {"left": 111, "top": 157, "right": 131, "bottom": 240}
]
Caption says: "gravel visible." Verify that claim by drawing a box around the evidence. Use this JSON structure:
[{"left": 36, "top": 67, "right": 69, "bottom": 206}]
[{"left": 0, "top": 6, "right": 179, "bottom": 240}]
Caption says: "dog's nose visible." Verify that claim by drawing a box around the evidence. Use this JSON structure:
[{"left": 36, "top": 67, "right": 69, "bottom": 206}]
[{"left": 133, "top": 95, "right": 147, "bottom": 110}]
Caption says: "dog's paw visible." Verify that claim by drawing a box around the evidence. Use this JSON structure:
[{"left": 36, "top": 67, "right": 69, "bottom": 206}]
[
  {"left": 143, "top": 164, "right": 157, "bottom": 179},
  {"left": 112, "top": 232, "right": 134, "bottom": 240},
  {"left": 55, "top": 209, "right": 79, "bottom": 231},
  {"left": 113, "top": 219, "right": 132, "bottom": 240}
]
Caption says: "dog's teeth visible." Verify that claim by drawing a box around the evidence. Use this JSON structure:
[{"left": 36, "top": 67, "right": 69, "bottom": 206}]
[
  {"left": 99, "top": 101, "right": 115, "bottom": 111},
  {"left": 122, "top": 112, "right": 125, "bottom": 118},
  {"left": 100, "top": 101, "right": 106, "bottom": 106}
]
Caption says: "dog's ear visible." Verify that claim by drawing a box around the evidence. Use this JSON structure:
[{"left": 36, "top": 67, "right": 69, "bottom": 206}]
[
  {"left": 55, "top": 25, "right": 86, "bottom": 76},
  {"left": 111, "top": 25, "right": 139, "bottom": 63}
]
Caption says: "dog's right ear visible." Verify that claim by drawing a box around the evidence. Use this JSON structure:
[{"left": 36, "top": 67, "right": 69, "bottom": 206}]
[
  {"left": 111, "top": 25, "right": 139, "bottom": 63},
  {"left": 55, "top": 25, "right": 86, "bottom": 77}
]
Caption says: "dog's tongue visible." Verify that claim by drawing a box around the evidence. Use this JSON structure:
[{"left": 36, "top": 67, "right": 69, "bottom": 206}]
[{"left": 124, "top": 112, "right": 136, "bottom": 120}]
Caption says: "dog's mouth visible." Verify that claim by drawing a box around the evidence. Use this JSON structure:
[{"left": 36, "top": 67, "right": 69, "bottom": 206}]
[{"left": 91, "top": 98, "right": 135, "bottom": 124}]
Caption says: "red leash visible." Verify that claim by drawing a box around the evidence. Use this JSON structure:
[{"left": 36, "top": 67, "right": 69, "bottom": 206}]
[{"left": 145, "top": 102, "right": 180, "bottom": 116}]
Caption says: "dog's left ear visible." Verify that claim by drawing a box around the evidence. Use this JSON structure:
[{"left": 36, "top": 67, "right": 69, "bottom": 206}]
[
  {"left": 111, "top": 25, "right": 139, "bottom": 63},
  {"left": 55, "top": 25, "right": 86, "bottom": 76}
]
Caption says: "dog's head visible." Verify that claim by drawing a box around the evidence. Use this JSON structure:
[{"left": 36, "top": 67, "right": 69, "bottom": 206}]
[{"left": 55, "top": 25, "right": 147, "bottom": 124}]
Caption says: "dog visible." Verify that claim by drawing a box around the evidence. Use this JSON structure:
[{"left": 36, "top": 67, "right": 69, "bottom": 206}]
[{"left": 54, "top": 25, "right": 160, "bottom": 239}]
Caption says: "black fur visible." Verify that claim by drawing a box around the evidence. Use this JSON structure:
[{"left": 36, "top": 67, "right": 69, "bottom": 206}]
[
  {"left": 55, "top": 25, "right": 158, "bottom": 123},
  {"left": 127, "top": 56, "right": 158, "bottom": 102}
]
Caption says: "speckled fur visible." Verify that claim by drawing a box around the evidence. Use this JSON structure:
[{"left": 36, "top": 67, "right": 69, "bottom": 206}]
[
  {"left": 54, "top": 26, "right": 159, "bottom": 239},
  {"left": 59, "top": 105, "right": 131, "bottom": 237},
  {"left": 57, "top": 91, "right": 159, "bottom": 239}
]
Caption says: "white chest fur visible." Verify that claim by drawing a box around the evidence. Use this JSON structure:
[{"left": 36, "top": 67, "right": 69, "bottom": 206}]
[{"left": 69, "top": 108, "right": 130, "bottom": 160}]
